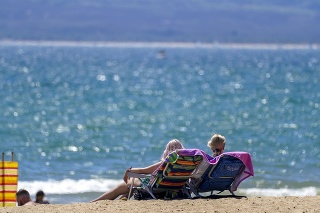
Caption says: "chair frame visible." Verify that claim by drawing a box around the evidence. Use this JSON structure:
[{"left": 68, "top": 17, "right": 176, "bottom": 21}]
[
  {"left": 127, "top": 150, "right": 203, "bottom": 199},
  {"left": 191, "top": 154, "right": 246, "bottom": 197}
]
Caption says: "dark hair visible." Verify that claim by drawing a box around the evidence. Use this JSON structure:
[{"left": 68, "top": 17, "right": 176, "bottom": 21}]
[
  {"left": 35, "top": 190, "right": 45, "bottom": 203},
  {"left": 36, "top": 190, "right": 45, "bottom": 197},
  {"left": 16, "top": 189, "right": 30, "bottom": 198},
  {"left": 16, "top": 189, "right": 31, "bottom": 206}
]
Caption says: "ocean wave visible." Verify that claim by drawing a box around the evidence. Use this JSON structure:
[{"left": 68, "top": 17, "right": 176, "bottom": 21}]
[
  {"left": 19, "top": 179, "right": 319, "bottom": 197},
  {"left": 18, "top": 179, "right": 122, "bottom": 195}
]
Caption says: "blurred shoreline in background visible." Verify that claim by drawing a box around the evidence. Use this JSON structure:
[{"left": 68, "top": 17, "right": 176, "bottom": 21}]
[{"left": 1, "top": 40, "right": 320, "bottom": 50}]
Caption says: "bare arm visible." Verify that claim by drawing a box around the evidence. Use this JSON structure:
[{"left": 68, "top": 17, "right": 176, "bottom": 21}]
[{"left": 123, "top": 161, "right": 162, "bottom": 183}]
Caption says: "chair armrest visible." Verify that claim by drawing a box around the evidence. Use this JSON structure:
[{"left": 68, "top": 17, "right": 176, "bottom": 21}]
[{"left": 127, "top": 171, "right": 151, "bottom": 178}]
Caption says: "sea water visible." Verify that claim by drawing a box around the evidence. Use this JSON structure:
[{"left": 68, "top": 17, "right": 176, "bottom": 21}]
[{"left": 0, "top": 42, "right": 319, "bottom": 204}]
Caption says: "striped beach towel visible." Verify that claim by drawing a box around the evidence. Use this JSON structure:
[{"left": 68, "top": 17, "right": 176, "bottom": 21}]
[
  {"left": 151, "top": 149, "right": 203, "bottom": 190},
  {"left": 1, "top": 156, "right": 18, "bottom": 207}
]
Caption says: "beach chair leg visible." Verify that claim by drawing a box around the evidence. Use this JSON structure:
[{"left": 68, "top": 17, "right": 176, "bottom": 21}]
[
  {"left": 183, "top": 186, "right": 192, "bottom": 199},
  {"left": 144, "top": 187, "right": 157, "bottom": 199},
  {"left": 192, "top": 190, "right": 202, "bottom": 198},
  {"left": 229, "top": 189, "right": 235, "bottom": 196},
  {"left": 128, "top": 177, "right": 135, "bottom": 200}
]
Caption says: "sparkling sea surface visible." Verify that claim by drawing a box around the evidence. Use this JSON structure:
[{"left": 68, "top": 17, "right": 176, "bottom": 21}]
[{"left": 1, "top": 42, "right": 319, "bottom": 203}]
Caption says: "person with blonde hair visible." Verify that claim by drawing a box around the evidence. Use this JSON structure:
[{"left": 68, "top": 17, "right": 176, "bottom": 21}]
[
  {"left": 91, "top": 139, "right": 184, "bottom": 201},
  {"left": 161, "top": 139, "right": 184, "bottom": 161},
  {"left": 207, "top": 134, "right": 226, "bottom": 157}
]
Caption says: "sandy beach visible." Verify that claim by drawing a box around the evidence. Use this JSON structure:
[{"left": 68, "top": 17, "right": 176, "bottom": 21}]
[{"left": 1, "top": 196, "right": 319, "bottom": 213}]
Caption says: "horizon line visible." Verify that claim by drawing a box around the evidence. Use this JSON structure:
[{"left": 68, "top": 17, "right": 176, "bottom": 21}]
[{"left": 0, "top": 39, "right": 319, "bottom": 50}]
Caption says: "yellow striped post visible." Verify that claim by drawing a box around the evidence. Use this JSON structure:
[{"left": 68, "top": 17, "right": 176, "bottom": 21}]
[{"left": 1, "top": 153, "right": 18, "bottom": 207}]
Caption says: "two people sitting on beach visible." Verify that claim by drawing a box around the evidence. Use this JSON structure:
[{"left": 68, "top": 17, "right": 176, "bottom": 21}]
[
  {"left": 91, "top": 133, "right": 226, "bottom": 202},
  {"left": 16, "top": 189, "right": 49, "bottom": 206}
]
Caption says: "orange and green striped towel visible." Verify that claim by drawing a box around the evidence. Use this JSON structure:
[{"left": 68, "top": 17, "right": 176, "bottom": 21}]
[{"left": 153, "top": 152, "right": 203, "bottom": 189}]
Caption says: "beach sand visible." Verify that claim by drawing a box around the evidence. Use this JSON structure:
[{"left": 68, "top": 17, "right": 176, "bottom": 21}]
[{"left": 1, "top": 196, "right": 319, "bottom": 213}]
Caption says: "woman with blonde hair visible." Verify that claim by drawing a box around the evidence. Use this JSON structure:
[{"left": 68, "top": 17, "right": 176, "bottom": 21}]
[
  {"left": 91, "top": 139, "right": 184, "bottom": 201},
  {"left": 207, "top": 134, "right": 226, "bottom": 157},
  {"left": 161, "top": 139, "right": 184, "bottom": 160}
]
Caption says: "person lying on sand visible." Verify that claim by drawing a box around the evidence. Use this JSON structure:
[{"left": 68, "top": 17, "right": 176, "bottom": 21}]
[
  {"left": 90, "top": 139, "right": 184, "bottom": 201},
  {"left": 16, "top": 189, "right": 38, "bottom": 206}
]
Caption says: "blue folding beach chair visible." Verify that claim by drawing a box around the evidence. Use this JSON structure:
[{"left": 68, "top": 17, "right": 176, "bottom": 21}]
[{"left": 189, "top": 152, "right": 254, "bottom": 197}]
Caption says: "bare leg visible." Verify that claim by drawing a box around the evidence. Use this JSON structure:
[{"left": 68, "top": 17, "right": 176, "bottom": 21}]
[{"left": 91, "top": 179, "right": 140, "bottom": 202}]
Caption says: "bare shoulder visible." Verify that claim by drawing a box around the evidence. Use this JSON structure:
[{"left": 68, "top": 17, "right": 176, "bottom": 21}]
[{"left": 24, "top": 201, "right": 38, "bottom": 206}]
